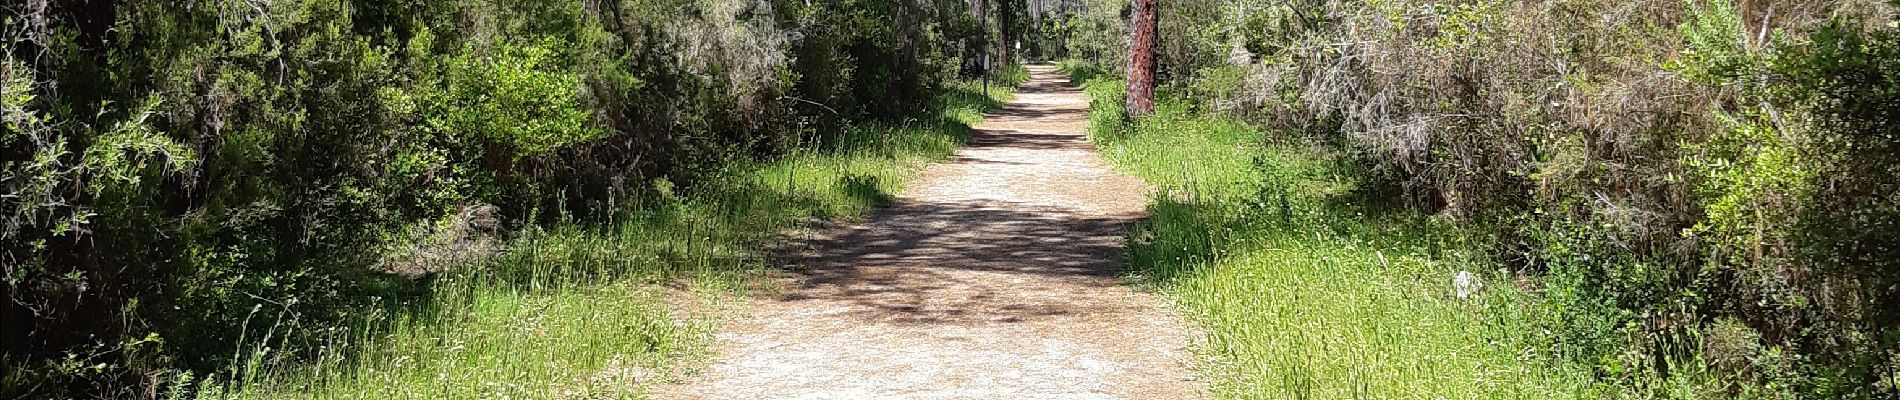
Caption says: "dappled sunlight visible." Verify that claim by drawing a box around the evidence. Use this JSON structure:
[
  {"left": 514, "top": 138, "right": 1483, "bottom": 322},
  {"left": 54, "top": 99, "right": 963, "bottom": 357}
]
[{"left": 661, "top": 65, "right": 1200, "bottom": 400}]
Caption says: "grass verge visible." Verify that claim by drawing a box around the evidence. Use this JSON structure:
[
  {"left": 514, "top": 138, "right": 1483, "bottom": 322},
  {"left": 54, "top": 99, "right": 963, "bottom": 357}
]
[
  {"left": 1075, "top": 73, "right": 1592, "bottom": 399},
  {"left": 184, "top": 79, "right": 1013, "bottom": 400}
]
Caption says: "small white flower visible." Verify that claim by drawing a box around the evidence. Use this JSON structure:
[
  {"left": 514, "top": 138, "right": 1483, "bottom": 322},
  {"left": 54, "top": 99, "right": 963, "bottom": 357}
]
[{"left": 1454, "top": 270, "right": 1483, "bottom": 300}]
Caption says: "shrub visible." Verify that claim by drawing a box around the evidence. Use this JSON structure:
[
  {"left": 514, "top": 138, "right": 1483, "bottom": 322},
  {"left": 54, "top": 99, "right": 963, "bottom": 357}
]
[
  {"left": 427, "top": 40, "right": 602, "bottom": 157},
  {"left": 1, "top": 0, "right": 998, "bottom": 397},
  {"left": 1072, "top": 0, "right": 1899, "bottom": 396}
]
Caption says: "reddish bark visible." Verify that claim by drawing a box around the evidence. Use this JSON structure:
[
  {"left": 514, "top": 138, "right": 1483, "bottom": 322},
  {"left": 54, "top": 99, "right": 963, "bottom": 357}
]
[{"left": 1124, "top": 0, "right": 1158, "bottom": 116}]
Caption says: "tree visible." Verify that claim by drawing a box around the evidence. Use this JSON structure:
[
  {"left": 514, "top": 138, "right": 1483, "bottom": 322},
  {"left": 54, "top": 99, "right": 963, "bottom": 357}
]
[
  {"left": 1124, "top": 0, "right": 1157, "bottom": 116},
  {"left": 968, "top": 0, "right": 989, "bottom": 76},
  {"left": 997, "top": 0, "right": 1014, "bottom": 68}
]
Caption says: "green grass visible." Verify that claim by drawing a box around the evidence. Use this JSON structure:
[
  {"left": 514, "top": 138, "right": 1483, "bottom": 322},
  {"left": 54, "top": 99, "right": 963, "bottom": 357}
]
[
  {"left": 1057, "top": 60, "right": 1109, "bottom": 86},
  {"left": 996, "top": 64, "right": 1032, "bottom": 87},
  {"left": 1080, "top": 77, "right": 1593, "bottom": 399},
  {"left": 183, "top": 81, "right": 1014, "bottom": 400}
]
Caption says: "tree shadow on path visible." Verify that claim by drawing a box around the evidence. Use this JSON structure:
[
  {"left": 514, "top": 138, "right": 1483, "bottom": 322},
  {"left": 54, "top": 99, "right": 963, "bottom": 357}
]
[{"left": 778, "top": 200, "right": 1145, "bottom": 326}]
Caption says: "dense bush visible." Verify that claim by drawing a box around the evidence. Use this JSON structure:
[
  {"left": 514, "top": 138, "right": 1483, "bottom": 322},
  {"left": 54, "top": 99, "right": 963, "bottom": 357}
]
[
  {"left": 1, "top": 0, "right": 998, "bottom": 396},
  {"left": 1070, "top": 0, "right": 1898, "bottom": 397}
]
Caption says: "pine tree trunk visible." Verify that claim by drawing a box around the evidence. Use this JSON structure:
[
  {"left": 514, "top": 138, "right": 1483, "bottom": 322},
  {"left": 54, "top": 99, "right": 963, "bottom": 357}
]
[
  {"left": 1124, "top": 0, "right": 1158, "bottom": 116},
  {"left": 998, "top": 0, "right": 1014, "bottom": 69}
]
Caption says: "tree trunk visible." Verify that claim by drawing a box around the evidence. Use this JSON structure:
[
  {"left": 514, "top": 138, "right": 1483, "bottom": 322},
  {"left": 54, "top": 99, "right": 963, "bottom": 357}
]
[
  {"left": 997, "top": 0, "right": 1013, "bottom": 69},
  {"left": 968, "top": 0, "right": 988, "bottom": 76},
  {"left": 1124, "top": 0, "right": 1158, "bottom": 116}
]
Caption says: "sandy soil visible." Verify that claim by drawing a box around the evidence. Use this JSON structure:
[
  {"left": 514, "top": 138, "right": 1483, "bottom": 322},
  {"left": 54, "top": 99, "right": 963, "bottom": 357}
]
[{"left": 657, "top": 65, "right": 1202, "bottom": 400}]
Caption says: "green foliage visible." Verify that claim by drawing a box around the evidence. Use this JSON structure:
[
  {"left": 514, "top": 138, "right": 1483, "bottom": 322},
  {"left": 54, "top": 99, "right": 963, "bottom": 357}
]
[
  {"left": 77, "top": 96, "right": 198, "bottom": 191},
  {"left": 1075, "top": 0, "right": 1900, "bottom": 396},
  {"left": 1056, "top": 59, "right": 1109, "bottom": 85},
  {"left": 1, "top": 60, "right": 196, "bottom": 241},
  {"left": 1062, "top": 0, "right": 1131, "bottom": 72},
  {"left": 1672, "top": 0, "right": 1767, "bottom": 86},
  {"left": 995, "top": 64, "right": 1032, "bottom": 86},
  {"left": 426, "top": 40, "right": 602, "bottom": 157},
  {"left": 189, "top": 79, "right": 1002, "bottom": 399},
  {"left": 1088, "top": 88, "right": 1591, "bottom": 398},
  {"left": 1182, "top": 65, "right": 1247, "bottom": 113},
  {"left": 3, "top": 47, "right": 198, "bottom": 400},
  {"left": 1684, "top": 114, "right": 1810, "bottom": 269},
  {"left": 1, "top": 0, "right": 1015, "bottom": 397},
  {"left": 1078, "top": 77, "right": 1128, "bottom": 138}
]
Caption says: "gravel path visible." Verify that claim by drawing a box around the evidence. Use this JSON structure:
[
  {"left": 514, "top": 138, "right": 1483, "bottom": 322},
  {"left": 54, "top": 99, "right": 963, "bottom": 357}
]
[{"left": 659, "top": 65, "right": 1201, "bottom": 400}]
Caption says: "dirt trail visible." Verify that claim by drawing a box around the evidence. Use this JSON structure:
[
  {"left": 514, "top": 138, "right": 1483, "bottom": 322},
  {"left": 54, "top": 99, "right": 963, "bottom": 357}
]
[{"left": 660, "top": 65, "right": 1201, "bottom": 400}]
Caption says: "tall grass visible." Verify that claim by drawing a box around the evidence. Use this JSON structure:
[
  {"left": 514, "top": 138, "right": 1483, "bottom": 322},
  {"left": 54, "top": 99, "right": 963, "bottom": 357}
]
[
  {"left": 1080, "top": 78, "right": 1592, "bottom": 398},
  {"left": 178, "top": 80, "right": 1014, "bottom": 400},
  {"left": 994, "top": 64, "right": 1033, "bottom": 87},
  {"left": 1093, "top": 2, "right": 1900, "bottom": 394}
]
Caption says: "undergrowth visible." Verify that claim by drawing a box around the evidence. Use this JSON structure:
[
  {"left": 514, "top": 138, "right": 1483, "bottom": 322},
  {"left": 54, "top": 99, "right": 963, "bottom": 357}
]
[
  {"left": 1068, "top": 1, "right": 1900, "bottom": 395},
  {"left": 176, "top": 80, "right": 1013, "bottom": 399},
  {"left": 3, "top": 2, "right": 1008, "bottom": 396},
  {"left": 1076, "top": 72, "right": 1592, "bottom": 399}
]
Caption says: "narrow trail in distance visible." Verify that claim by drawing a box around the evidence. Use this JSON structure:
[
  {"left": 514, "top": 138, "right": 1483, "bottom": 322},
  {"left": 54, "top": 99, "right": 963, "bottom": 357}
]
[{"left": 659, "top": 65, "right": 1202, "bottom": 400}]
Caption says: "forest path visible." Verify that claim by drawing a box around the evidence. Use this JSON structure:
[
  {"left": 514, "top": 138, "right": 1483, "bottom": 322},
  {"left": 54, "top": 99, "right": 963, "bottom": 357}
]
[{"left": 658, "top": 65, "right": 1201, "bottom": 399}]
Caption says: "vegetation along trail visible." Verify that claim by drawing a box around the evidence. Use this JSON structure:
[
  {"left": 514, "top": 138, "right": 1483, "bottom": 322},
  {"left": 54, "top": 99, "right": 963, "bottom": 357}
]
[{"left": 659, "top": 65, "right": 1201, "bottom": 399}]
